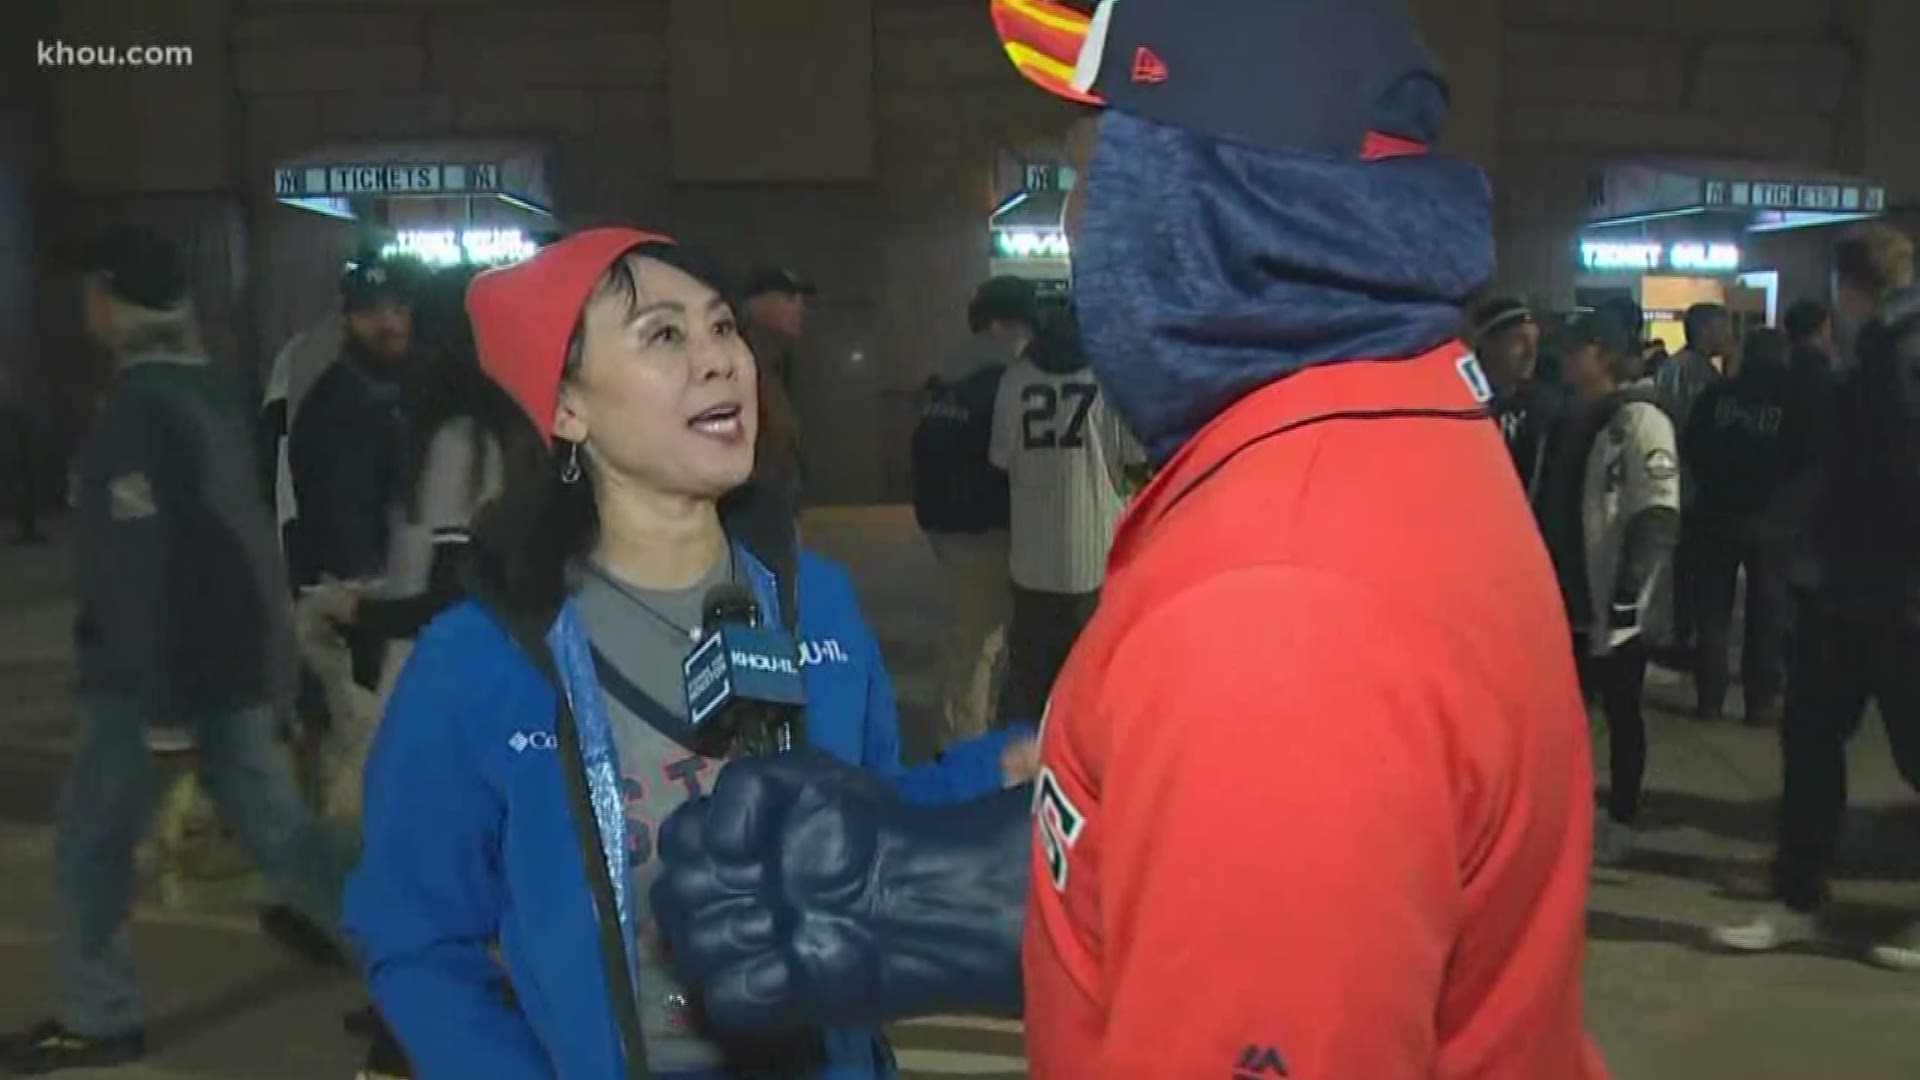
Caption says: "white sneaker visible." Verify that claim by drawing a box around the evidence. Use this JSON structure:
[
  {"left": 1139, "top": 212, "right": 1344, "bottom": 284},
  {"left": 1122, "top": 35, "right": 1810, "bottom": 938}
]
[
  {"left": 1709, "top": 903, "right": 1822, "bottom": 953},
  {"left": 1592, "top": 816, "right": 1635, "bottom": 868},
  {"left": 1867, "top": 926, "right": 1920, "bottom": 972}
]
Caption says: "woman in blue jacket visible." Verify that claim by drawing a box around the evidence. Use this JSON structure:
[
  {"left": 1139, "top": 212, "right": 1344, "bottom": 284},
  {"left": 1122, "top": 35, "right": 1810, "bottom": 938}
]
[{"left": 344, "top": 227, "right": 1033, "bottom": 1080}]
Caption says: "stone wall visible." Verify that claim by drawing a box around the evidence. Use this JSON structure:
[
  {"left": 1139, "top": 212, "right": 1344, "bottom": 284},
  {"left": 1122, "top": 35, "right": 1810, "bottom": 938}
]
[
  {"left": 33, "top": 0, "right": 1920, "bottom": 500},
  {"left": 230, "top": 0, "right": 1069, "bottom": 503},
  {"left": 1493, "top": 0, "right": 1863, "bottom": 306}
]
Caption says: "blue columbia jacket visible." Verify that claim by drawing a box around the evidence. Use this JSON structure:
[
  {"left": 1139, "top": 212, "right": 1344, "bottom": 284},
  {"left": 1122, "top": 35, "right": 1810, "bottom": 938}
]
[{"left": 345, "top": 545, "right": 1022, "bottom": 1079}]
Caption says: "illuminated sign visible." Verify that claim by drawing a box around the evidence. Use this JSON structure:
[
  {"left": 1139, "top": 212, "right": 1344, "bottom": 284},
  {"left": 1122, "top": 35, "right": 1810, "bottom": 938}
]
[
  {"left": 1581, "top": 240, "right": 1740, "bottom": 274},
  {"left": 1704, "top": 179, "right": 1887, "bottom": 214},
  {"left": 382, "top": 228, "right": 537, "bottom": 267},
  {"left": 274, "top": 162, "right": 503, "bottom": 199},
  {"left": 1669, "top": 241, "right": 1741, "bottom": 272},
  {"left": 993, "top": 229, "right": 1071, "bottom": 260},
  {"left": 1582, "top": 241, "right": 1663, "bottom": 271}
]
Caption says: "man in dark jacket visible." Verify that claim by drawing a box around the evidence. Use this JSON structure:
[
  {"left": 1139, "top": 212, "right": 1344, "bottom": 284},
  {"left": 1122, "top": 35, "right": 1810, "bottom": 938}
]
[
  {"left": 1777, "top": 299, "right": 1838, "bottom": 602},
  {"left": 912, "top": 276, "right": 1029, "bottom": 746},
  {"left": 287, "top": 257, "right": 417, "bottom": 588},
  {"left": 1786, "top": 298, "right": 1837, "bottom": 403},
  {"left": 1684, "top": 329, "right": 1812, "bottom": 725},
  {"left": 0, "top": 228, "right": 346, "bottom": 1075},
  {"left": 1713, "top": 224, "right": 1920, "bottom": 970},
  {"left": 1658, "top": 302, "right": 1733, "bottom": 660},
  {"left": 1474, "top": 298, "right": 1565, "bottom": 507}
]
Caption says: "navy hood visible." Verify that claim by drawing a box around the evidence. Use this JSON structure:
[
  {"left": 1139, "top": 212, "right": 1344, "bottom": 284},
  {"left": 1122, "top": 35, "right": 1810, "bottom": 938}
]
[{"left": 1076, "top": 111, "right": 1495, "bottom": 463}]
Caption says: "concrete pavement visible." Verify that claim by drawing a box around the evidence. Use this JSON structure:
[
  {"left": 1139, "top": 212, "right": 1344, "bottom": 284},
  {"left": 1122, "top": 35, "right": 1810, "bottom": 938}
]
[{"left": 1, "top": 509, "right": 1917, "bottom": 1078}]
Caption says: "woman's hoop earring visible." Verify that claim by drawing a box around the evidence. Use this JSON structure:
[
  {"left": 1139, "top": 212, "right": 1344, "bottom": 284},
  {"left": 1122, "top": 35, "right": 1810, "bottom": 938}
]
[{"left": 560, "top": 441, "right": 582, "bottom": 484}]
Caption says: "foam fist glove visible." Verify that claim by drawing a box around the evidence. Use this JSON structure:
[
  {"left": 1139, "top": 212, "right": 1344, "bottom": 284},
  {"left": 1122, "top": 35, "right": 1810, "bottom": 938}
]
[{"left": 652, "top": 749, "right": 1030, "bottom": 1033}]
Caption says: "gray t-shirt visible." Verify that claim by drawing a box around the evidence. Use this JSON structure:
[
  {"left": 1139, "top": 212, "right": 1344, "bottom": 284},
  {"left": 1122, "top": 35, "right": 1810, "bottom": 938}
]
[{"left": 573, "top": 554, "right": 734, "bottom": 1073}]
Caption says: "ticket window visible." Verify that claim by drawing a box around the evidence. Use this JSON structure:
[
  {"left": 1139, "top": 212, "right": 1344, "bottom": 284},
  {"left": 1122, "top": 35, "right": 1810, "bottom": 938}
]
[
  {"left": 1730, "top": 270, "right": 1777, "bottom": 337},
  {"left": 1642, "top": 275, "right": 1731, "bottom": 356},
  {"left": 1644, "top": 315, "right": 1686, "bottom": 355}
]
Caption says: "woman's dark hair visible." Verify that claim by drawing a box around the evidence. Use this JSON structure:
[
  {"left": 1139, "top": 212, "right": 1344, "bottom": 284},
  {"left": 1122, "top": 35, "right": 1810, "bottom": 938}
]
[
  {"left": 401, "top": 265, "right": 527, "bottom": 520},
  {"left": 471, "top": 241, "right": 746, "bottom": 624}
]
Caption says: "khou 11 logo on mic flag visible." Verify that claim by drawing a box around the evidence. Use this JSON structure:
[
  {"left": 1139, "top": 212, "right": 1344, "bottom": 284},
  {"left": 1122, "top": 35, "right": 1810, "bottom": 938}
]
[{"left": 683, "top": 624, "right": 808, "bottom": 729}]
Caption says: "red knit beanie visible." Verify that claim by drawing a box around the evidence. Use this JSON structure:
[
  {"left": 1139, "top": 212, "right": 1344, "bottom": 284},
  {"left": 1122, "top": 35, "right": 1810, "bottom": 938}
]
[{"left": 466, "top": 227, "right": 673, "bottom": 444}]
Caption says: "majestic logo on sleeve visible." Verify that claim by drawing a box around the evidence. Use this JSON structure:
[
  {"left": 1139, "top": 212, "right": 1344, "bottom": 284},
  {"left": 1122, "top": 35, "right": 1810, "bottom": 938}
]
[
  {"left": 1034, "top": 765, "right": 1085, "bottom": 892},
  {"left": 1455, "top": 353, "right": 1494, "bottom": 405},
  {"left": 1233, "top": 1044, "right": 1291, "bottom": 1078}
]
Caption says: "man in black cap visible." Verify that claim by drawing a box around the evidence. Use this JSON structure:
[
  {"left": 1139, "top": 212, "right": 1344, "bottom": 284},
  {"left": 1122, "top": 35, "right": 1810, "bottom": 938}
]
[
  {"left": 1, "top": 227, "right": 346, "bottom": 1075},
  {"left": 286, "top": 255, "right": 419, "bottom": 591},
  {"left": 1473, "top": 297, "right": 1563, "bottom": 506},
  {"left": 1561, "top": 306, "right": 1680, "bottom": 868}
]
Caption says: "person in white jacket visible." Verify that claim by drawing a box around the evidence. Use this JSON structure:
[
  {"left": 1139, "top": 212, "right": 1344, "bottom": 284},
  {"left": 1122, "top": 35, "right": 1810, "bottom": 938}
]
[{"left": 1567, "top": 308, "right": 1681, "bottom": 867}]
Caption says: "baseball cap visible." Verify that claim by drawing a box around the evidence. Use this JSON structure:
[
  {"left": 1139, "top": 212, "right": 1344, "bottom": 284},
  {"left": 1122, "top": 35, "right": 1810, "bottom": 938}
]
[
  {"left": 742, "top": 266, "right": 817, "bottom": 300},
  {"left": 1566, "top": 307, "right": 1637, "bottom": 359},
  {"left": 1472, "top": 298, "right": 1535, "bottom": 340},
  {"left": 80, "top": 225, "right": 188, "bottom": 311},
  {"left": 990, "top": 0, "right": 1448, "bottom": 157},
  {"left": 466, "top": 227, "right": 673, "bottom": 444},
  {"left": 341, "top": 255, "right": 425, "bottom": 313},
  {"left": 969, "top": 276, "right": 1041, "bottom": 329},
  {"left": 1594, "top": 295, "right": 1645, "bottom": 341}
]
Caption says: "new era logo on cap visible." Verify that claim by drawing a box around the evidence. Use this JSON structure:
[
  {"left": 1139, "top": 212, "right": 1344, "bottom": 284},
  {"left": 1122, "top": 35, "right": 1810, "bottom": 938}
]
[
  {"left": 1131, "top": 45, "right": 1167, "bottom": 84},
  {"left": 991, "top": 0, "right": 1448, "bottom": 158}
]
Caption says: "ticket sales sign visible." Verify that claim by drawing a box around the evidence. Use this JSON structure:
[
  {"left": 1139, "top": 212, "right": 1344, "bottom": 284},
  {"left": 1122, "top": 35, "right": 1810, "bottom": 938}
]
[
  {"left": 273, "top": 162, "right": 503, "bottom": 199},
  {"left": 1581, "top": 240, "right": 1742, "bottom": 274}
]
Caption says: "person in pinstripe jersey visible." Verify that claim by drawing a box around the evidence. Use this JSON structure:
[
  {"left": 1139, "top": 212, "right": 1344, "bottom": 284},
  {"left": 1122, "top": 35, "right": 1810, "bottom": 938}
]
[{"left": 989, "top": 306, "right": 1126, "bottom": 724}]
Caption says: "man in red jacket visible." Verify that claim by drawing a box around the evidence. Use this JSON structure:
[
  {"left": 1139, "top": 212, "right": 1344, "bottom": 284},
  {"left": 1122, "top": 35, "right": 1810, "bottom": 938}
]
[{"left": 654, "top": 2, "right": 1607, "bottom": 1075}]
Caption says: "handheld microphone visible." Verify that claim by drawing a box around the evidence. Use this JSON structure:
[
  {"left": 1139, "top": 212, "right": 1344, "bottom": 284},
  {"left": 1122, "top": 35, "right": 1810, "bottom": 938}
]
[{"left": 682, "top": 584, "right": 805, "bottom": 757}]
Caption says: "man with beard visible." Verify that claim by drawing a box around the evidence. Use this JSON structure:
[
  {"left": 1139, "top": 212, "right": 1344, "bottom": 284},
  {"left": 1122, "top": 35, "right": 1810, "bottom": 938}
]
[
  {"left": 651, "top": 1, "right": 1606, "bottom": 1075},
  {"left": 287, "top": 256, "right": 418, "bottom": 591}
]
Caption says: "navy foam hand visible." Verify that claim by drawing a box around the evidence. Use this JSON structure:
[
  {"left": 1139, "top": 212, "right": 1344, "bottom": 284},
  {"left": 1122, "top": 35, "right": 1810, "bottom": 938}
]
[{"left": 652, "top": 749, "right": 1030, "bottom": 1032}]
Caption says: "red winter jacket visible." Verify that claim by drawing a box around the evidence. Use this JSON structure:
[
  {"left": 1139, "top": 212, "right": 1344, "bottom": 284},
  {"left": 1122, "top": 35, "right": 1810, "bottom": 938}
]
[{"left": 1024, "top": 344, "right": 1608, "bottom": 1079}]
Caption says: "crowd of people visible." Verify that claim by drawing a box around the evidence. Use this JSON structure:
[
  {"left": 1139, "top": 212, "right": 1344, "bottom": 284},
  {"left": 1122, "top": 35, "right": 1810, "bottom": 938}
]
[
  {"left": 3, "top": 0, "right": 1919, "bottom": 1072},
  {"left": 910, "top": 272, "right": 1142, "bottom": 745},
  {"left": 0, "top": 221, "right": 1054, "bottom": 1077},
  {"left": 1472, "top": 222, "right": 1920, "bottom": 961}
]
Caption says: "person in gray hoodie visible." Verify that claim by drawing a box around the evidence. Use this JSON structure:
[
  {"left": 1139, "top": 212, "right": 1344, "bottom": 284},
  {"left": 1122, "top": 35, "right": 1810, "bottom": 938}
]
[
  {"left": 0, "top": 227, "right": 347, "bottom": 1076},
  {"left": 911, "top": 277, "right": 1033, "bottom": 745}
]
